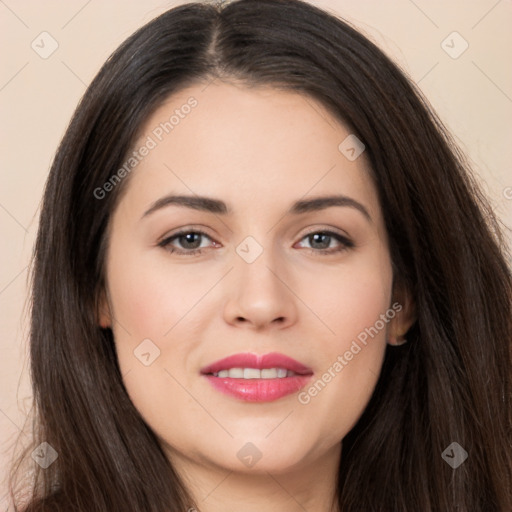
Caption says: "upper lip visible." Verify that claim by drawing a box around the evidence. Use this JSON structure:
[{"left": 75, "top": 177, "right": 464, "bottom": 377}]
[{"left": 200, "top": 352, "right": 313, "bottom": 376}]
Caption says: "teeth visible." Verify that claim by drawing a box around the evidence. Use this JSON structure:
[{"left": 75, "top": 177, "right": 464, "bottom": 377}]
[
  {"left": 213, "top": 367, "right": 296, "bottom": 379},
  {"left": 244, "top": 368, "right": 260, "bottom": 379}
]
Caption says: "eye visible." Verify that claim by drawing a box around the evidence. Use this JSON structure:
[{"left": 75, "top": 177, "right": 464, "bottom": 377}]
[
  {"left": 158, "top": 229, "right": 216, "bottom": 256},
  {"left": 158, "top": 228, "right": 354, "bottom": 256},
  {"left": 295, "top": 230, "right": 354, "bottom": 255}
]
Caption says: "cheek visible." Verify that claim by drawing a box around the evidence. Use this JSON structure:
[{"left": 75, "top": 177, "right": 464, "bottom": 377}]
[
  {"left": 305, "top": 246, "right": 393, "bottom": 349},
  {"left": 105, "top": 246, "right": 220, "bottom": 403},
  {"left": 104, "top": 248, "right": 206, "bottom": 436},
  {"left": 296, "top": 251, "right": 392, "bottom": 434},
  {"left": 106, "top": 247, "right": 210, "bottom": 340}
]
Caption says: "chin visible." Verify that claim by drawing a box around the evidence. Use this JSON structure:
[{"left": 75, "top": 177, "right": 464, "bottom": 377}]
[{"left": 211, "top": 435, "right": 320, "bottom": 475}]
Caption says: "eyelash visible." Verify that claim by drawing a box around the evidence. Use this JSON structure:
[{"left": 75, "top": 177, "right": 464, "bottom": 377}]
[{"left": 157, "top": 228, "right": 354, "bottom": 257}]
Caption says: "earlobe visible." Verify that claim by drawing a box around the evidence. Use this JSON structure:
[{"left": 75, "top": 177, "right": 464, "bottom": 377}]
[
  {"left": 387, "top": 281, "right": 416, "bottom": 346},
  {"left": 96, "top": 288, "right": 112, "bottom": 329}
]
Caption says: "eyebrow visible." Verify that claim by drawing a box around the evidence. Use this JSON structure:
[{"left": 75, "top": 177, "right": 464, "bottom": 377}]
[{"left": 142, "top": 194, "right": 372, "bottom": 222}]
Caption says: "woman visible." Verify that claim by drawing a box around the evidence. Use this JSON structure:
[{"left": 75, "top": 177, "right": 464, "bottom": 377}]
[{"left": 9, "top": 0, "right": 512, "bottom": 510}]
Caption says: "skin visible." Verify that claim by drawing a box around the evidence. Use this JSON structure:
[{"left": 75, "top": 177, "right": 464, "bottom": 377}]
[{"left": 99, "top": 81, "right": 415, "bottom": 512}]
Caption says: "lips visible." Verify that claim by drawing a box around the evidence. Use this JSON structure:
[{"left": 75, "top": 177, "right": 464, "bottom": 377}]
[{"left": 200, "top": 352, "right": 314, "bottom": 402}]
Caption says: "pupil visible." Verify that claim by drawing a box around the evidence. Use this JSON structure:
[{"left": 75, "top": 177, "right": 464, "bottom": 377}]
[
  {"left": 311, "top": 233, "right": 330, "bottom": 249},
  {"left": 182, "top": 233, "right": 200, "bottom": 249}
]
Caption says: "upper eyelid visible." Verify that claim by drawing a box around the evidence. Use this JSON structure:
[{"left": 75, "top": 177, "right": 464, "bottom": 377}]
[
  {"left": 160, "top": 226, "right": 352, "bottom": 247},
  {"left": 299, "top": 226, "right": 351, "bottom": 239},
  {"left": 158, "top": 226, "right": 215, "bottom": 244}
]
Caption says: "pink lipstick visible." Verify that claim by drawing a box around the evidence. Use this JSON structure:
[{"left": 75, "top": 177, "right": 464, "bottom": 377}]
[{"left": 200, "top": 352, "right": 314, "bottom": 402}]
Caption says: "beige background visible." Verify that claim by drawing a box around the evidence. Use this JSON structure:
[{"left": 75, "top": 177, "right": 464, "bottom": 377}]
[{"left": 1, "top": 0, "right": 511, "bottom": 503}]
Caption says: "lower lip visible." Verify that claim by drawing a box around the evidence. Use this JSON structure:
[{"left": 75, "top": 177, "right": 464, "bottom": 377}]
[{"left": 203, "top": 375, "right": 313, "bottom": 402}]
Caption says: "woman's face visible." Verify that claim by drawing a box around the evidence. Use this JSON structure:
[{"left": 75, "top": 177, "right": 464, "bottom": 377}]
[{"left": 100, "top": 82, "right": 413, "bottom": 476}]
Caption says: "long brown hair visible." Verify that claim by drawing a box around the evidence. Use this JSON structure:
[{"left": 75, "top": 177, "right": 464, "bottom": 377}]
[{"left": 9, "top": 0, "right": 512, "bottom": 510}]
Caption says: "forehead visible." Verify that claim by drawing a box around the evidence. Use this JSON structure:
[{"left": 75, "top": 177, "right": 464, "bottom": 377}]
[{"left": 121, "top": 81, "right": 380, "bottom": 222}]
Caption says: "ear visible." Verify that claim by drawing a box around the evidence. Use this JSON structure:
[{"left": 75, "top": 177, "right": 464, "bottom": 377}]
[
  {"left": 387, "top": 279, "right": 416, "bottom": 346},
  {"left": 96, "top": 287, "right": 112, "bottom": 329}
]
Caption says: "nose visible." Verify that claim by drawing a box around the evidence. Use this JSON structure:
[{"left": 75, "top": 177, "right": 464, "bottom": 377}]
[{"left": 222, "top": 249, "right": 298, "bottom": 331}]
